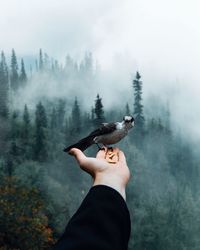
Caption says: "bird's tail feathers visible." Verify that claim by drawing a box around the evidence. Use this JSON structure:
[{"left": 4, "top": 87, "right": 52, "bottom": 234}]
[{"left": 64, "top": 136, "right": 95, "bottom": 152}]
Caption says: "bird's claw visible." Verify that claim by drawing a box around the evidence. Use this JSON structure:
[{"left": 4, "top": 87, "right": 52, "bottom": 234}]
[
  {"left": 107, "top": 146, "right": 113, "bottom": 151},
  {"left": 105, "top": 147, "right": 119, "bottom": 164}
]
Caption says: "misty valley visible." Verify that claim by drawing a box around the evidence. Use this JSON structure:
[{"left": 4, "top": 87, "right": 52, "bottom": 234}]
[{"left": 0, "top": 49, "right": 200, "bottom": 249}]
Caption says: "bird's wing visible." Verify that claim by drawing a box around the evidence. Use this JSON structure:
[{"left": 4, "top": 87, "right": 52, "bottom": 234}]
[
  {"left": 89, "top": 122, "right": 117, "bottom": 137},
  {"left": 64, "top": 123, "right": 117, "bottom": 152}
]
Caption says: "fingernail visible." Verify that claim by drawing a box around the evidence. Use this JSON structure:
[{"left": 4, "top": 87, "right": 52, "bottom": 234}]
[{"left": 68, "top": 149, "right": 74, "bottom": 155}]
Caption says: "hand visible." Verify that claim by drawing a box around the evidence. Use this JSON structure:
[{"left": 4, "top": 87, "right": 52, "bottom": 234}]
[{"left": 69, "top": 147, "right": 130, "bottom": 200}]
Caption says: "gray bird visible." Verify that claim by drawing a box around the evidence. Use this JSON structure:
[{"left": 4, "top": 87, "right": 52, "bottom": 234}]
[{"left": 64, "top": 116, "right": 134, "bottom": 152}]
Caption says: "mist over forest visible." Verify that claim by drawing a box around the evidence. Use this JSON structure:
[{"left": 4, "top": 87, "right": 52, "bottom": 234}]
[{"left": 0, "top": 49, "right": 200, "bottom": 249}]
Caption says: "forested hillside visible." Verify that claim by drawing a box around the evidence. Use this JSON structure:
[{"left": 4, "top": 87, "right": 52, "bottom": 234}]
[{"left": 0, "top": 49, "right": 200, "bottom": 249}]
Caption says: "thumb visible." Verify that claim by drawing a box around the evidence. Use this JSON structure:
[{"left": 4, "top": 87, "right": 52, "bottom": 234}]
[
  {"left": 69, "top": 148, "right": 94, "bottom": 176},
  {"left": 69, "top": 148, "right": 87, "bottom": 165}
]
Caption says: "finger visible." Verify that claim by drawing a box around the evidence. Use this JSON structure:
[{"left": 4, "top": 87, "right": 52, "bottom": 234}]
[
  {"left": 96, "top": 147, "right": 107, "bottom": 159},
  {"left": 69, "top": 148, "right": 95, "bottom": 177},
  {"left": 69, "top": 148, "right": 87, "bottom": 165},
  {"left": 118, "top": 150, "right": 127, "bottom": 165}
]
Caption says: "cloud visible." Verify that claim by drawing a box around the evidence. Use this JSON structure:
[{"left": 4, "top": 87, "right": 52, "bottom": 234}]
[
  {"left": 0, "top": 0, "right": 119, "bottom": 59},
  {"left": 1, "top": 0, "right": 200, "bottom": 141}
]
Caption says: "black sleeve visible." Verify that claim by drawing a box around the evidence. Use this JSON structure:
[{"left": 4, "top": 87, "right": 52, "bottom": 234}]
[{"left": 53, "top": 185, "right": 131, "bottom": 250}]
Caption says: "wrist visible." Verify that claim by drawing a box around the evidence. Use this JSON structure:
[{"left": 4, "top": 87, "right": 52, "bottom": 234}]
[{"left": 93, "top": 174, "right": 127, "bottom": 200}]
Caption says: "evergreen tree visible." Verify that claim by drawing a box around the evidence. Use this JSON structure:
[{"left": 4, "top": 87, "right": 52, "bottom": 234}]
[
  {"left": 56, "top": 99, "right": 65, "bottom": 131},
  {"left": 20, "top": 105, "right": 31, "bottom": 156},
  {"left": 7, "top": 111, "right": 22, "bottom": 168},
  {"left": 34, "top": 102, "right": 47, "bottom": 161},
  {"left": 30, "top": 65, "right": 33, "bottom": 78},
  {"left": 50, "top": 107, "right": 57, "bottom": 130},
  {"left": 83, "top": 112, "right": 91, "bottom": 131},
  {"left": 79, "top": 52, "right": 93, "bottom": 77},
  {"left": 133, "top": 71, "right": 145, "bottom": 133},
  {"left": 164, "top": 103, "right": 171, "bottom": 135},
  {"left": 94, "top": 94, "right": 105, "bottom": 126},
  {"left": 54, "top": 60, "right": 59, "bottom": 72},
  {"left": 0, "top": 52, "right": 9, "bottom": 118},
  {"left": 19, "top": 59, "right": 27, "bottom": 84},
  {"left": 158, "top": 118, "right": 164, "bottom": 132},
  {"left": 5, "top": 141, "right": 18, "bottom": 176},
  {"left": 84, "top": 52, "right": 93, "bottom": 74},
  {"left": 23, "top": 104, "right": 30, "bottom": 125},
  {"left": 10, "top": 49, "right": 19, "bottom": 91},
  {"left": 35, "top": 102, "right": 47, "bottom": 128},
  {"left": 22, "top": 104, "right": 30, "bottom": 139},
  {"left": 35, "top": 59, "right": 39, "bottom": 72},
  {"left": 44, "top": 53, "right": 50, "bottom": 70},
  {"left": 5, "top": 110, "right": 22, "bottom": 175},
  {"left": 10, "top": 111, "right": 20, "bottom": 139},
  {"left": 39, "top": 49, "right": 44, "bottom": 71},
  {"left": 71, "top": 97, "right": 81, "bottom": 134},
  {"left": 65, "top": 55, "right": 74, "bottom": 74},
  {"left": 125, "top": 103, "right": 130, "bottom": 115},
  {"left": 91, "top": 107, "right": 95, "bottom": 120},
  {"left": 64, "top": 117, "right": 70, "bottom": 142}
]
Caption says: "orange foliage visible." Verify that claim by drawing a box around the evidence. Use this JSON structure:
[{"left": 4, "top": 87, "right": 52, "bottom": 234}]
[{"left": 0, "top": 176, "right": 55, "bottom": 249}]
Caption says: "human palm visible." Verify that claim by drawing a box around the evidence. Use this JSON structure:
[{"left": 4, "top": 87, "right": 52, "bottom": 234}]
[{"left": 69, "top": 147, "right": 130, "bottom": 200}]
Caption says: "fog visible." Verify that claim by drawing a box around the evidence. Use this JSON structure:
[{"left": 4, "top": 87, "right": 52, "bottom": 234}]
[
  {"left": 1, "top": 0, "right": 200, "bottom": 143},
  {"left": 1, "top": 1, "right": 200, "bottom": 248}
]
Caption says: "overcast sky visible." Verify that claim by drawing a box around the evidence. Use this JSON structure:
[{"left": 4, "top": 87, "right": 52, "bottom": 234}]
[{"left": 1, "top": 0, "right": 200, "bottom": 142}]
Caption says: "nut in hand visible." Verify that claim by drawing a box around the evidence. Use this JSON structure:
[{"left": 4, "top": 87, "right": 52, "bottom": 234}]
[{"left": 105, "top": 148, "right": 119, "bottom": 164}]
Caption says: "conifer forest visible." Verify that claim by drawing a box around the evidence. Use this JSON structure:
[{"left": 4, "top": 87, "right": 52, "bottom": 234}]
[{"left": 0, "top": 49, "right": 200, "bottom": 250}]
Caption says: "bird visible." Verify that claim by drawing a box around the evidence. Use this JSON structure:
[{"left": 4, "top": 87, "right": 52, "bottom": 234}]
[{"left": 64, "top": 115, "right": 134, "bottom": 152}]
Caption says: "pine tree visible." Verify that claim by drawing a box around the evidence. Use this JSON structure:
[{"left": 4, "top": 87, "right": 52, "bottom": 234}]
[
  {"left": 10, "top": 49, "right": 19, "bottom": 91},
  {"left": 84, "top": 52, "right": 93, "bottom": 74},
  {"left": 133, "top": 71, "right": 145, "bottom": 132},
  {"left": 65, "top": 55, "right": 74, "bottom": 74},
  {"left": 20, "top": 104, "right": 31, "bottom": 159},
  {"left": 164, "top": 102, "right": 171, "bottom": 135},
  {"left": 64, "top": 117, "right": 70, "bottom": 142},
  {"left": 34, "top": 102, "right": 47, "bottom": 161},
  {"left": 5, "top": 110, "right": 21, "bottom": 175},
  {"left": 91, "top": 107, "right": 95, "bottom": 120},
  {"left": 35, "top": 102, "right": 47, "bottom": 128},
  {"left": 158, "top": 118, "right": 164, "bottom": 132},
  {"left": 23, "top": 104, "right": 30, "bottom": 125},
  {"left": 83, "top": 112, "right": 91, "bottom": 131},
  {"left": 39, "top": 49, "right": 43, "bottom": 71},
  {"left": 5, "top": 141, "right": 18, "bottom": 176},
  {"left": 56, "top": 99, "right": 65, "bottom": 131},
  {"left": 50, "top": 107, "right": 57, "bottom": 130},
  {"left": 125, "top": 103, "right": 130, "bottom": 115},
  {"left": 10, "top": 111, "right": 20, "bottom": 139},
  {"left": 0, "top": 52, "right": 9, "bottom": 118},
  {"left": 79, "top": 52, "right": 93, "bottom": 77},
  {"left": 71, "top": 97, "right": 81, "bottom": 134},
  {"left": 19, "top": 59, "right": 27, "bottom": 84},
  {"left": 35, "top": 60, "right": 39, "bottom": 72},
  {"left": 44, "top": 53, "right": 50, "bottom": 70},
  {"left": 94, "top": 94, "right": 105, "bottom": 126},
  {"left": 21, "top": 105, "right": 30, "bottom": 142}
]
